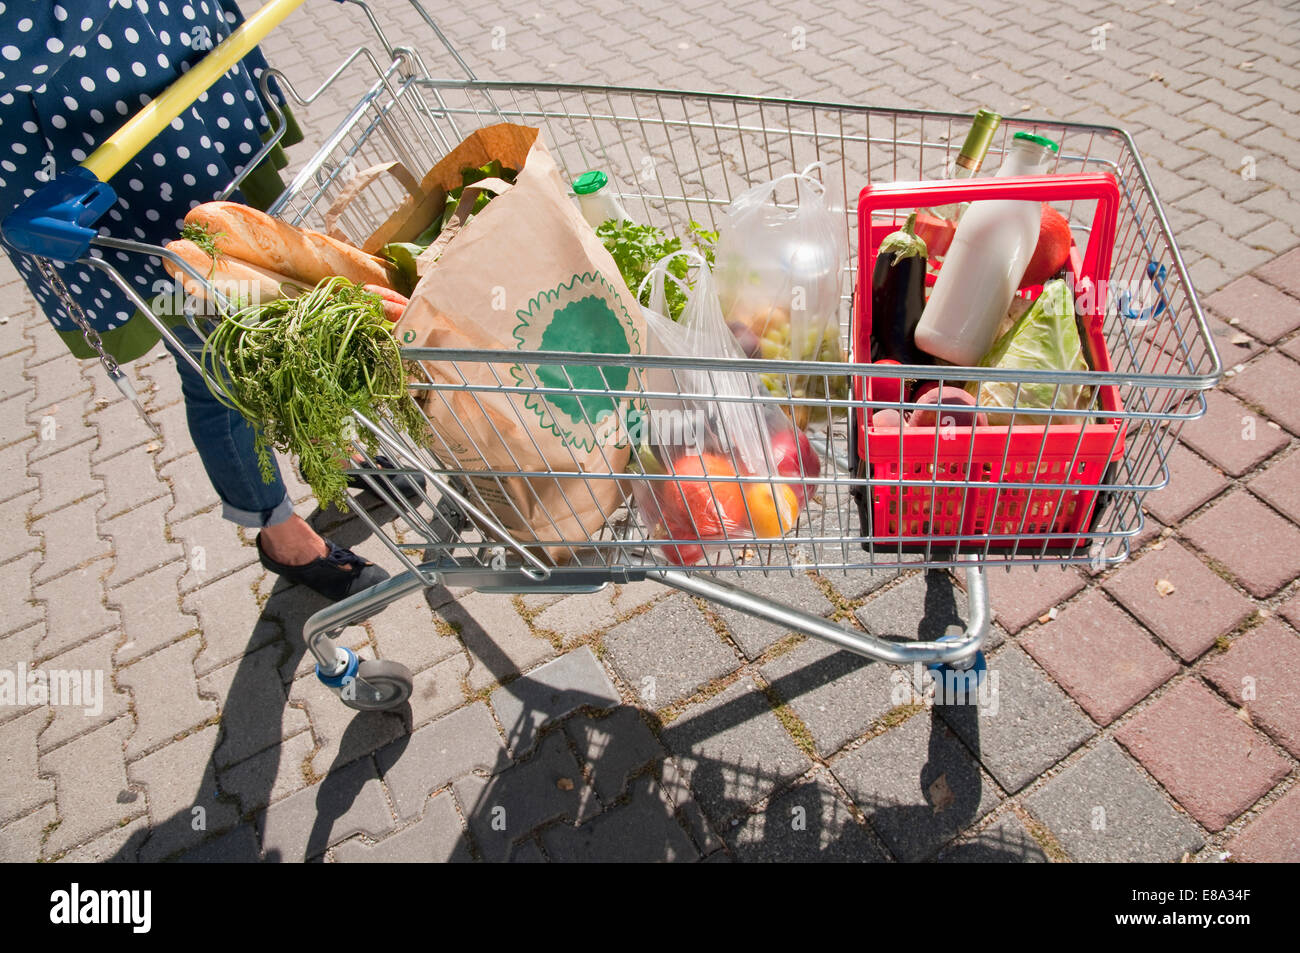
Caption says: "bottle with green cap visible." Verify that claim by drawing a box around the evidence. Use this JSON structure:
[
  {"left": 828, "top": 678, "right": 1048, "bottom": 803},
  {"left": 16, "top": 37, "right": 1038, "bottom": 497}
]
[
  {"left": 571, "top": 169, "right": 633, "bottom": 230},
  {"left": 916, "top": 108, "right": 1001, "bottom": 246},
  {"left": 914, "top": 130, "right": 1060, "bottom": 366}
]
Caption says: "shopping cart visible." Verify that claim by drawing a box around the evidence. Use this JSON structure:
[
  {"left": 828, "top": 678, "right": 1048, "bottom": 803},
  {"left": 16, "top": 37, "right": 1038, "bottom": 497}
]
[{"left": 4, "top": 0, "right": 1221, "bottom": 712}]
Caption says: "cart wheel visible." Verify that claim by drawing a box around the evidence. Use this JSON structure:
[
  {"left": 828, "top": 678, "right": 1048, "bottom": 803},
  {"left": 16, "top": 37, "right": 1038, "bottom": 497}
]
[
  {"left": 926, "top": 634, "right": 987, "bottom": 707},
  {"left": 339, "top": 659, "right": 414, "bottom": 711}
]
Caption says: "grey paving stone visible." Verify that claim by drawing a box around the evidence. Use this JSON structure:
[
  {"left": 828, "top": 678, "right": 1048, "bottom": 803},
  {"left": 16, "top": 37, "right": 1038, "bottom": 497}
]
[
  {"left": 170, "top": 512, "right": 258, "bottom": 595},
  {"left": 31, "top": 494, "right": 111, "bottom": 585},
  {"left": 938, "top": 646, "right": 1093, "bottom": 794},
  {"left": 102, "top": 496, "right": 184, "bottom": 587},
  {"left": 491, "top": 646, "right": 620, "bottom": 756},
  {"left": 0, "top": 491, "right": 40, "bottom": 563},
  {"left": 603, "top": 594, "right": 739, "bottom": 710},
  {"left": 31, "top": 563, "right": 119, "bottom": 660},
  {"left": 176, "top": 823, "right": 262, "bottom": 863},
  {"left": 406, "top": 653, "right": 470, "bottom": 729},
  {"left": 218, "top": 729, "right": 316, "bottom": 817},
  {"left": 0, "top": 710, "right": 55, "bottom": 824},
  {"left": 533, "top": 587, "right": 619, "bottom": 640},
  {"left": 56, "top": 816, "right": 149, "bottom": 864},
  {"left": 823, "top": 563, "right": 917, "bottom": 601},
  {"left": 454, "top": 730, "right": 598, "bottom": 862},
  {"left": 92, "top": 436, "right": 169, "bottom": 521},
  {"left": 41, "top": 716, "right": 139, "bottom": 856},
  {"left": 0, "top": 625, "right": 42, "bottom": 726},
  {"left": 128, "top": 726, "right": 240, "bottom": 862},
  {"left": 183, "top": 564, "right": 280, "bottom": 676},
  {"left": 201, "top": 644, "right": 311, "bottom": 770},
  {"left": 108, "top": 563, "right": 195, "bottom": 666},
  {"left": 333, "top": 793, "right": 472, "bottom": 863},
  {"left": 854, "top": 570, "right": 985, "bottom": 645},
  {"left": 36, "top": 630, "right": 128, "bottom": 751},
  {"left": 831, "top": 711, "right": 1000, "bottom": 862},
  {"left": 368, "top": 588, "right": 461, "bottom": 674},
  {"left": 27, "top": 439, "right": 103, "bottom": 518},
  {"left": 564, "top": 707, "right": 665, "bottom": 803},
  {"left": 0, "top": 802, "right": 56, "bottom": 863},
  {"left": 660, "top": 677, "right": 813, "bottom": 827},
  {"left": 0, "top": 554, "right": 43, "bottom": 641},
  {"left": 760, "top": 638, "right": 901, "bottom": 757},
  {"left": 259, "top": 757, "right": 395, "bottom": 863},
  {"left": 437, "top": 591, "right": 554, "bottom": 692},
  {"left": 710, "top": 570, "right": 834, "bottom": 659},
  {"left": 289, "top": 673, "right": 406, "bottom": 780},
  {"left": 376, "top": 703, "right": 506, "bottom": 821},
  {"left": 117, "top": 637, "right": 216, "bottom": 759},
  {"left": 938, "top": 813, "right": 1049, "bottom": 863},
  {"left": 610, "top": 579, "right": 667, "bottom": 616},
  {"left": 540, "top": 775, "right": 699, "bottom": 862},
  {"left": 508, "top": 837, "right": 547, "bottom": 863},
  {"left": 728, "top": 773, "right": 888, "bottom": 862},
  {"left": 1023, "top": 740, "right": 1204, "bottom": 863}
]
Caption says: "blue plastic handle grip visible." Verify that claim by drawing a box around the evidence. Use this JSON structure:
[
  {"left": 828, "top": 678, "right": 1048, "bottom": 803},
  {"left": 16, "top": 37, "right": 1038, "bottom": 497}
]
[{"left": 1, "top": 168, "right": 118, "bottom": 263}]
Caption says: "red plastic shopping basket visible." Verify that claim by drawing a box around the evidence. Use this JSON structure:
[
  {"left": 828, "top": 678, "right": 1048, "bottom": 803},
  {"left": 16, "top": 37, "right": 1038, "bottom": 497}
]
[{"left": 852, "top": 174, "right": 1127, "bottom": 546}]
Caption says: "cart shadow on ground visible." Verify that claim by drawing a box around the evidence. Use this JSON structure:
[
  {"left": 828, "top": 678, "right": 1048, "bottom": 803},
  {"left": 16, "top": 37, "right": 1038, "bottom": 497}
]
[{"left": 105, "top": 498, "right": 1022, "bottom": 863}]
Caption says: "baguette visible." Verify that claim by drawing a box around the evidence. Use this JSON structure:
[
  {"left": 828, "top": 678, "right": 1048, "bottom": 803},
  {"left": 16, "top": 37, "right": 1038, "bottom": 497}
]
[
  {"left": 185, "top": 201, "right": 398, "bottom": 290},
  {"left": 164, "top": 239, "right": 308, "bottom": 307}
]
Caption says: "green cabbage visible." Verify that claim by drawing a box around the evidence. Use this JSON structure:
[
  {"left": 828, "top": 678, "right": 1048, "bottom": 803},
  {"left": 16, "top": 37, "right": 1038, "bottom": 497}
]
[{"left": 972, "top": 279, "right": 1092, "bottom": 426}]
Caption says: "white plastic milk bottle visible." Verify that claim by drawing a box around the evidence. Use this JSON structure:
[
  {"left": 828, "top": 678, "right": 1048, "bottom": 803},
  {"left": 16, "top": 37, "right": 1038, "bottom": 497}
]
[{"left": 913, "top": 132, "right": 1059, "bottom": 366}]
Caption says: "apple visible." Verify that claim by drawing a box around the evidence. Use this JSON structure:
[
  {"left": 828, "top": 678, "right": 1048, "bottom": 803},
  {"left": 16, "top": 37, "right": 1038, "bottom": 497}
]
[
  {"left": 907, "top": 385, "right": 988, "bottom": 429},
  {"left": 766, "top": 413, "right": 821, "bottom": 506}
]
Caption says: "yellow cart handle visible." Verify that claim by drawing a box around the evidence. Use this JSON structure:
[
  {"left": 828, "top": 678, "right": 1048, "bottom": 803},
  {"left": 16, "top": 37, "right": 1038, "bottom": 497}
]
[{"left": 82, "top": 0, "right": 307, "bottom": 182}]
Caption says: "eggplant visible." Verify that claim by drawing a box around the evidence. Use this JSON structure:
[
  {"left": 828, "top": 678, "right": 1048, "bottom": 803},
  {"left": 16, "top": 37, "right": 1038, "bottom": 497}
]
[{"left": 869, "top": 211, "right": 932, "bottom": 366}]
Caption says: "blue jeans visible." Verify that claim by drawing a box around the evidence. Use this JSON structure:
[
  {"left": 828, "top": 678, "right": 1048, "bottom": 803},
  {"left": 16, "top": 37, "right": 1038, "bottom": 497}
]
[{"left": 165, "top": 325, "right": 294, "bottom": 528}]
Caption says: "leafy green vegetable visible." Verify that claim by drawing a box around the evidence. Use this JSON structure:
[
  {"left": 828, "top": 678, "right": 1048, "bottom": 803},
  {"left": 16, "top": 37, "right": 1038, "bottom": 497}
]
[
  {"left": 597, "top": 219, "right": 718, "bottom": 321},
  {"left": 200, "top": 276, "right": 426, "bottom": 508},
  {"left": 381, "top": 160, "right": 518, "bottom": 291},
  {"left": 181, "top": 222, "right": 224, "bottom": 262},
  {"left": 972, "top": 278, "right": 1092, "bottom": 426}
]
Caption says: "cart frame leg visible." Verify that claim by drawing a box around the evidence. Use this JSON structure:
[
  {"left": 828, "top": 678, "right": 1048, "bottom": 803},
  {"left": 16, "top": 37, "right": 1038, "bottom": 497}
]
[{"left": 305, "top": 567, "right": 431, "bottom": 677}]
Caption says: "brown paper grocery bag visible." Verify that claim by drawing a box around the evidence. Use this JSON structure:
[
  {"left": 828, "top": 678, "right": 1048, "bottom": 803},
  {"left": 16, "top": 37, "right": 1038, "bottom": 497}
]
[{"left": 392, "top": 124, "right": 643, "bottom": 563}]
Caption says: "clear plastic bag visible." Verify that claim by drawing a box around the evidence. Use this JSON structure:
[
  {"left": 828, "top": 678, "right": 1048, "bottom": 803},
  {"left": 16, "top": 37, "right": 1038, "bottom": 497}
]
[
  {"left": 714, "top": 163, "right": 849, "bottom": 425},
  {"left": 630, "top": 252, "right": 816, "bottom": 565}
]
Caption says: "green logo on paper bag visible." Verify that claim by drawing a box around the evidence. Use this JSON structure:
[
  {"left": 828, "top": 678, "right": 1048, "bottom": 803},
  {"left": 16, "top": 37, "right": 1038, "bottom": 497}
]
[{"left": 512, "top": 272, "right": 640, "bottom": 452}]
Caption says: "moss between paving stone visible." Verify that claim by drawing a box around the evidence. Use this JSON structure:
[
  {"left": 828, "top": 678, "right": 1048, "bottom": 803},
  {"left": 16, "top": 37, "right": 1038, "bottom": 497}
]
[{"left": 1012, "top": 807, "right": 1070, "bottom": 863}]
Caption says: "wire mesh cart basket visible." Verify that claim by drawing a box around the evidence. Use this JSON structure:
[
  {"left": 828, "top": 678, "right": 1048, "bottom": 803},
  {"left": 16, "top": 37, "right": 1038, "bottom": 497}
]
[{"left": 3, "top": 0, "right": 1221, "bottom": 711}]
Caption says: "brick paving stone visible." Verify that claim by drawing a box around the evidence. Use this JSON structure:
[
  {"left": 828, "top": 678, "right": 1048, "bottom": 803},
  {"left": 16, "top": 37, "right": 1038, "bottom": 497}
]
[
  {"left": 1103, "top": 540, "right": 1255, "bottom": 661},
  {"left": 128, "top": 726, "right": 240, "bottom": 862},
  {"left": 108, "top": 563, "right": 195, "bottom": 664},
  {"left": 728, "top": 773, "right": 888, "bottom": 862},
  {"left": 170, "top": 513, "right": 258, "bottom": 594},
  {"left": 759, "top": 638, "right": 899, "bottom": 758},
  {"left": 334, "top": 792, "right": 472, "bottom": 863},
  {"left": 1023, "top": 740, "right": 1203, "bottom": 863},
  {"left": 102, "top": 496, "right": 184, "bottom": 587},
  {"left": 1225, "top": 784, "right": 1300, "bottom": 863},
  {"left": 491, "top": 646, "right": 620, "bottom": 756},
  {"left": 710, "top": 570, "right": 834, "bottom": 660},
  {"left": 453, "top": 730, "right": 598, "bottom": 862},
  {"left": 1282, "top": 591, "right": 1300, "bottom": 631},
  {"left": 937, "top": 813, "right": 1047, "bottom": 863},
  {"left": 1021, "top": 590, "right": 1179, "bottom": 726},
  {"left": 942, "top": 646, "right": 1093, "bottom": 794},
  {"left": 0, "top": 557, "right": 44, "bottom": 641},
  {"left": 406, "top": 653, "right": 470, "bottom": 729},
  {"left": 1249, "top": 447, "right": 1300, "bottom": 525},
  {"left": 117, "top": 637, "right": 217, "bottom": 759},
  {"left": 0, "top": 802, "right": 56, "bottom": 863},
  {"left": 540, "top": 774, "right": 699, "bottom": 862},
  {"left": 603, "top": 594, "right": 738, "bottom": 710},
  {"left": 1183, "top": 491, "right": 1300, "bottom": 597},
  {"left": 92, "top": 446, "right": 169, "bottom": 521},
  {"left": 376, "top": 703, "right": 506, "bottom": 821},
  {"left": 27, "top": 440, "right": 102, "bottom": 519},
  {"left": 31, "top": 494, "right": 111, "bottom": 585},
  {"left": 1115, "top": 679, "right": 1290, "bottom": 832},
  {"left": 660, "top": 677, "right": 812, "bottom": 828},
  {"left": 564, "top": 707, "right": 664, "bottom": 804},
  {"left": 1278, "top": 331, "right": 1300, "bottom": 364},
  {"left": 437, "top": 592, "right": 554, "bottom": 692},
  {"left": 37, "top": 631, "right": 128, "bottom": 751},
  {"left": 368, "top": 589, "right": 460, "bottom": 675},
  {"left": 258, "top": 757, "right": 395, "bottom": 863},
  {"left": 1256, "top": 247, "right": 1300, "bottom": 298},
  {"left": 532, "top": 588, "right": 619, "bottom": 640},
  {"left": 32, "top": 564, "right": 119, "bottom": 660},
  {"left": 1206, "top": 275, "right": 1300, "bottom": 343},
  {"left": 1142, "top": 444, "right": 1229, "bottom": 526},
  {"left": 218, "top": 729, "right": 316, "bottom": 817},
  {"left": 56, "top": 817, "right": 149, "bottom": 863},
  {"left": 0, "top": 625, "right": 42, "bottom": 725},
  {"left": 1203, "top": 620, "right": 1300, "bottom": 758},
  {"left": 198, "top": 643, "right": 311, "bottom": 770},
  {"left": 175, "top": 823, "right": 262, "bottom": 863},
  {"left": 183, "top": 564, "right": 280, "bottom": 676},
  {"left": 42, "top": 716, "right": 139, "bottom": 856},
  {"left": 831, "top": 710, "right": 1000, "bottom": 862},
  {"left": 1179, "top": 389, "right": 1287, "bottom": 477},
  {"left": 0, "top": 710, "right": 56, "bottom": 824},
  {"left": 1226, "top": 350, "right": 1300, "bottom": 436},
  {"left": 980, "top": 565, "right": 1086, "bottom": 635}
]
